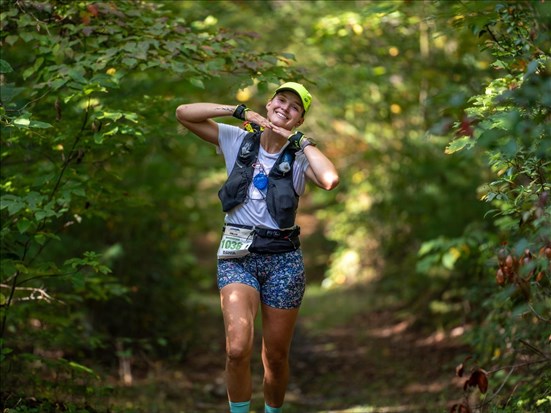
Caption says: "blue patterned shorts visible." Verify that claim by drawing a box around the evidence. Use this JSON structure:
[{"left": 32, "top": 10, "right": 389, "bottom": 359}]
[{"left": 217, "top": 250, "right": 305, "bottom": 309}]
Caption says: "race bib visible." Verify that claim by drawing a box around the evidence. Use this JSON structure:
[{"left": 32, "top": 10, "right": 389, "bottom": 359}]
[{"left": 217, "top": 225, "right": 255, "bottom": 259}]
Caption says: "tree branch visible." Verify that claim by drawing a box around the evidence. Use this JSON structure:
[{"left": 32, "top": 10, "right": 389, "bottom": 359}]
[{"left": 0, "top": 283, "right": 61, "bottom": 305}]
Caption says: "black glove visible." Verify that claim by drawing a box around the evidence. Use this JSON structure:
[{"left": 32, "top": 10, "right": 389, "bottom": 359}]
[{"left": 288, "top": 131, "right": 316, "bottom": 150}]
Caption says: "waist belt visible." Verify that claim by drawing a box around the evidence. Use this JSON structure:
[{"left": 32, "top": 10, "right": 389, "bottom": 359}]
[{"left": 224, "top": 224, "right": 300, "bottom": 239}]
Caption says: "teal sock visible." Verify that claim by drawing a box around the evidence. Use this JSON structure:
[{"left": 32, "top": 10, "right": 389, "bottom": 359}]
[
  {"left": 229, "top": 400, "right": 250, "bottom": 413},
  {"left": 265, "top": 402, "right": 283, "bottom": 413}
]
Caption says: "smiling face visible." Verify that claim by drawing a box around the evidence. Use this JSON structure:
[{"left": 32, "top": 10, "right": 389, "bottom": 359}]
[{"left": 266, "top": 91, "right": 305, "bottom": 130}]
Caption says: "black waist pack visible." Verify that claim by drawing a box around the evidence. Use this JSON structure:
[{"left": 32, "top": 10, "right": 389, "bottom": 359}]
[
  {"left": 249, "top": 226, "right": 301, "bottom": 254},
  {"left": 223, "top": 224, "right": 301, "bottom": 254}
]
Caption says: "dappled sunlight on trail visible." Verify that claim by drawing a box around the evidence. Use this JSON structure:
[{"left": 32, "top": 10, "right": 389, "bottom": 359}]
[
  {"left": 107, "top": 286, "right": 469, "bottom": 412},
  {"left": 288, "top": 309, "right": 467, "bottom": 412}
]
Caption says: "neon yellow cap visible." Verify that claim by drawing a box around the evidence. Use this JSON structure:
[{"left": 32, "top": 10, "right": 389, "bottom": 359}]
[{"left": 274, "top": 82, "right": 312, "bottom": 113}]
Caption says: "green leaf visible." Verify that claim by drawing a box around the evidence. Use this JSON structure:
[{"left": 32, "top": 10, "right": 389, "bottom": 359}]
[
  {"left": 0, "top": 59, "right": 13, "bottom": 74},
  {"left": 206, "top": 58, "right": 225, "bottom": 71},
  {"left": 171, "top": 61, "right": 186, "bottom": 73},
  {"left": 445, "top": 136, "right": 474, "bottom": 154},
  {"left": 34, "top": 233, "right": 46, "bottom": 245},
  {"left": 34, "top": 209, "right": 51, "bottom": 221},
  {"left": 189, "top": 77, "right": 205, "bottom": 88},
  {"left": 68, "top": 360, "right": 97, "bottom": 376},
  {"left": 123, "top": 112, "right": 138, "bottom": 123},
  {"left": 491, "top": 111, "right": 520, "bottom": 130},
  {"left": 25, "top": 191, "right": 45, "bottom": 209},
  {"left": 103, "top": 126, "right": 119, "bottom": 136},
  {"left": 0, "top": 343, "right": 13, "bottom": 362},
  {"left": 4, "top": 35, "right": 18, "bottom": 46},
  {"left": 18, "top": 32, "right": 35, "bottom": 43},
  {"left": 122, "top": 57, "right": 138, "bottom": 68},
  {"left": 50, "top": 78, "right": 69, "bottom": 90},
  {"left": 525, "top": 59, "right": 539, "bottom": 76},
  {"left": 0, "top": 260, "right": 16, "bottom": 278},
  {"left": 90, "top": 73, "right": 120, "bottom": 88},
  {"left": 0, "top": 84, "right": 25, "bottom": 103},
  {"left": 83, "top": 83, "right": 108, "bottom": 95},
  {"left": 93, "top": 132, "right": 105, "bottom": 144},
  {"left": 13, "top": 118, "right": 30, "bottom": 127},
  {"left": 491, "top": 60, "right": 507, "bottom": 69},
  {"left": 442, "top": 247, "right": 461, "bottom": 269},
  {"left": 29, "top": 120, "right": 52, "bottom": 129},
  {"left": 16, "top": 218, "right": 32, "bottom": 234},
  {"left": 0, "top": 194, "right": 24, "bottom": 215},
  {"left": 68, "top": 69, "right": 87, "bottom": 84},
  {"left": 418, "top": 239, "right": 439, "bottom": 256},
  {"left": 478, "top": 128, "right": 507, "bottom": 147},
  {"left": 21, "top": 57, "right": 44, "bottom": 80}
]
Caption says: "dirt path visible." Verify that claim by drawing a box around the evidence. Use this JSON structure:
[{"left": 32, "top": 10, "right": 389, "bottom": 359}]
[
  {"left": 288, "top": 308, "right": 468, "bottom": 412},
  {"left": 165, "top": 285, "right": 470, "bottom": 413}
]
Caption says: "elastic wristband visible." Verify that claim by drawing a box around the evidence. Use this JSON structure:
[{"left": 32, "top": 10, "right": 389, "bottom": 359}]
[{"left": 233, "top": 104, "right": 248, "bottom": 121}]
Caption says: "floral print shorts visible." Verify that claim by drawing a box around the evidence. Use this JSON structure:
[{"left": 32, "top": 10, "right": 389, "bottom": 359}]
[{"left": 217, "top": 249, "right": 305, "bottom": 309}]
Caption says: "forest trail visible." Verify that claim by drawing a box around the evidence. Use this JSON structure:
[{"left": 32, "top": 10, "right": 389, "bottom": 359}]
[{"left": 130, "top": 285, "right": 470, "bottom": 413}]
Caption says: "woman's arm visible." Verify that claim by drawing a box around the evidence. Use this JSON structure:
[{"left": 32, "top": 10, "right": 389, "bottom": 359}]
[
  {"left": 303, "top": 145, "right": 340, "bottom": 191},
  {"left": 175, "top": 103, "right": 235, "bottom": 145},
  {"left": 268, "top": 123, "right": 339, "bottom": 191},
  {"left": 175, "top": 103, "right": 271, "bottom": 145}
]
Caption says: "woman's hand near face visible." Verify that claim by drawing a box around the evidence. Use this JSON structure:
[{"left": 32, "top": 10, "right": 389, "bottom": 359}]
[
  {"left": 244, "top": 111, "right": 293, "bottom": 140},
  {"left": 245, "top": 110, "right": 271, "bottom": 130},
  {"left": 265, "top": 122, "right": 293, "bottom": 139}
]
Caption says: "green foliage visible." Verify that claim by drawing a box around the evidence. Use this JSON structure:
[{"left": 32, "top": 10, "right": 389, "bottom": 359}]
[
  {"left": 423, "top": 1, "right": 550, "bottom": 410},
  {"left": 1, "top": 0, "right": 549, "bottom": 411},
  {"left": 0, "top": 0, "right": 301, "bottom": 406},
  {"left": 278, "top": 0, "right": 494, "bottom": 293}
]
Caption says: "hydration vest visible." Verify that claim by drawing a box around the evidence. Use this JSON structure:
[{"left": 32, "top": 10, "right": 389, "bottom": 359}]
[{"left": 218, "top": 131, "right": 300, "bottom": 228}]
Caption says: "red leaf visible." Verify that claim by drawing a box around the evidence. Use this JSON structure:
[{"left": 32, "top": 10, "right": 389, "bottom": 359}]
[
  {"left": 477, "top": 369, "right": 489, "bottom": 394},
  {"left": 464, "top": 368, "right": 489, "bottom": 394},
  {"left": 464, "top": 372, "right": 477, "bottom": 390},
  {"left": 457, "top": 117, "right": 474, "bottom": 137},
  {"left": 87, "top": 4, "right": 99, "bottom": 17}
]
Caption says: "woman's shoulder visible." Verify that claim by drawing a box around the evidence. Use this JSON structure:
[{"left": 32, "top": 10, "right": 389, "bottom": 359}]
[
  {"left": 218, "top": 122, "right": 247, "bottom": 138},
  {"left": 218, "top": 123, "right": 249, "bottom": 155}
]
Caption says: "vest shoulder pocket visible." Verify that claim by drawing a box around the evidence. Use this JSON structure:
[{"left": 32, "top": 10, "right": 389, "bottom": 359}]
[
  {"left": 267, "top": 184, "right": 298, "bottom": 228},
  {"left": 218, "top": 170, "right": 250, "bottom": 212}
]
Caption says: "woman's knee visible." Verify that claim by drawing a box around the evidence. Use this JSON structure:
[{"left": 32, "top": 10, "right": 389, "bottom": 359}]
[
  {"left": 262, "top": 347, "right": 289, "bottom": 369},
  {"left": 226, "top": 338, "right": 253, "bottom": 364}
]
